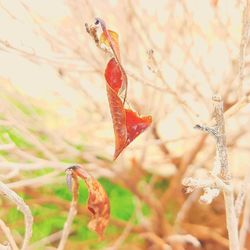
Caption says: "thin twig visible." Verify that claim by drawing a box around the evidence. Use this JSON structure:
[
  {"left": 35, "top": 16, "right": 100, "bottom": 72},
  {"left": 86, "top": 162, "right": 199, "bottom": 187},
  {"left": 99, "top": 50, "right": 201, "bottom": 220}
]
[
  {"left": 235, "top": 173, "right": 250, "bottom": 221},
  {"left": 0, "top": 219, "right": 19, "bottom": 250},
  {"left": 57, "top": 169, "right": 78, "bottom": 250},
  {"left": 238, "top": 0, "right": 250, "bottom": 98},
  {"left": 239, "top": 184, "right": 250, "bottom": 249},
  {"left": 0, "top": 181, "right": 33, "bottom": 250},
  {"left": 105, "top": 217, "right": 134, "bottom": 250},
  {"left": 139, "top": 232, "right": 171, "bottom": 250},
  {"left": 175, "top": 189, "right": 200, "bottom": 227},
  {"left": 30, "top": 231, "right": 63, "bottom": 250},
  {"left": 0, "top": 243, "right": 11, "bottom": 250},
  {"left": 167, "top": 234, "right": 200, "bottom": 248}
]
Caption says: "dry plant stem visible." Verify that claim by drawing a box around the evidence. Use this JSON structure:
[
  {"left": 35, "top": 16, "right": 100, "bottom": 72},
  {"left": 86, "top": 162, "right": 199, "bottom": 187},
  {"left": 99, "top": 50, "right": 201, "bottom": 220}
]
[
  {"left": 210, "top": 100, "right": 226, "bottom": 176},
  {"left": 139, "top": 232, "right": 171, "bottom": 250},
  {"left": 208, "top": 96, "right": 239, "bottom": 249},
  {"left": 174, "top": 189, "right": 200, "bottom": 228},
  {"left": 235, "top": 173, "right": 250, "bottom": 221},
  {"left": 30, "top": 231, "right": 63, "bottom": 250},
  {"left": 161, "top": 134, "right": 207, "bottom": 206},
  {"left": 57, "top": 170, "right": 79, "bottom": 250},
  {"left": 239, "top": 190, "right": 250, "bottom": 249},
  {"left": 29, "top": 230, "right": 62, "bottom": 250},
  {"left": 0, "top": 243, "right": 11, "bottom": 250},
  {"left": 0, "top": 219, "right": 19, "bottom": 250},
  {"left": 0, "top": 181, "right": 33, "bottom": 250},
  {"left": 238, "top": 0, "right": 250, "bottom": 97},
  {"left": 223, "top": 186, "right": 239, "bottom": 250},
  {"left": 167, "top": 234, "right": 200, "bottom": 248},
  {"left": 120, "top": 175, "right": 166, "bottom": 236},
  {"left": 212, "top": 96, "right": 238, "bottom": 249},
  {"left": 210, "top": 94, "right": 250, "bottom": 127},
  {"left": 105, "top": 217, "right": 134, "bottom": 250},
  {"left": 57, "top": 203, "right": 76, "bottom": 250},
  {"left": 182, "top": 223, "right": 229, "bottom": 248}
]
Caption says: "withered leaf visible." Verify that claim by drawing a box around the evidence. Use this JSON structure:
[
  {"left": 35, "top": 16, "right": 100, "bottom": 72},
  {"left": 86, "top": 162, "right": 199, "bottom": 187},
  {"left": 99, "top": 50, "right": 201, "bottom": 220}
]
[
  {"left": 66, "top": 165, "right": 110, "bottom": 238},
  {"left": 94, "top": 18, "right": 152, "bottom": 159},
  {"left": 105, "top": 58, "right": 152, "bottom": 159}
]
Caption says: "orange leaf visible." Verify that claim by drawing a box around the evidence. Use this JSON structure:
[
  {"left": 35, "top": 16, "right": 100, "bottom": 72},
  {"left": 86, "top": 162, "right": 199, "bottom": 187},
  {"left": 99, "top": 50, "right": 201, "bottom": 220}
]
[
  {"left": 96, "top": 18, "right": 120, "bottom": 61},
  {"left": 125, "top": 109, "right": 152, "bottom": 145},
  {"left": 106, "top": 82, "right": 127, "bottom": 159},
  {"left": 105, "top": 58, "right": 152, "bottom": 159},
  {"left": 100, "top": 30, "right": 120, "bottom": 60},
  {"left": 96, "top": 18, "right": 152, "bottom": 159},
  {"left": 66, "top": 165, "right": 110, "bottom": 238},
  {"left": 105, "top": 57, "right": 122, "bottom": 93},
  {"left": 100, "top": 30, "right": 119, "bottom": 48}
]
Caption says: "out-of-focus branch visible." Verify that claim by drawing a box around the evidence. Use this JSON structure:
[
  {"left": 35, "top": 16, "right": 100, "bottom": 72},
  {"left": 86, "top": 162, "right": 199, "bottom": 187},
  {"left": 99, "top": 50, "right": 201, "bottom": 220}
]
[
  {"left": 161, "top": 134, "right": 207, "bottom": 206},
  {"left": 239, "top": 191, "right": 250, "bottom": 250},
  {"left": 182, "top": 223, "right": 229, "bottom": 248},
  {"left": 0, "top": 219, "right": 19, "bottom": 250},
  {"left": 0, "top": 181, "right": 33, "bottom": 250},
  {"left": 167, "top": 234, "right": 200, "bottom": 248},
  {"left": 0, "top": 243, "right": 11, "bottom": 250},
  {"left": 104, "top": 217, "right": 134, "bottom": 250},
  {"left": 139, "top": 232, "right": 171, "bottom": 250},
  {"left": 29, "top": 230, "right": 63, "bottom": 250},
  {"left": 174, "top": 189, "right": 200, "bottom": 228},
  {"left": 235, "top": 173, "right": 250, "bottom": 221},
  {"left": 223, "top": 94, "right": 250, "bottom": 120},
  {"left": 238, "top": 0, "right": 250, "bottom": 97}
]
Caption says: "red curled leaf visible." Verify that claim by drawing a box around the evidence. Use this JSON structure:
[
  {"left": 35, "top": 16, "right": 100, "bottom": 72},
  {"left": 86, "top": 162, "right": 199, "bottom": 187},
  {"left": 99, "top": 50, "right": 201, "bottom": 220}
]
[
  {"left": 105, "top": 58, "right": 152, "bottom": 159},
  {"left": 106, "top": 82, "right": 127, "bottom": 158},
  {"left": 125, "top": 109, "right": 152, "bottom": 144},
  {"left": 66, "top": 165, "right": 110, "bottom": 238},
  {"left": 105, "top": 58, "right": 122, "bottom": 93},
  {"left": 96, "top": 18, "right": 152, "bottom": 159}
]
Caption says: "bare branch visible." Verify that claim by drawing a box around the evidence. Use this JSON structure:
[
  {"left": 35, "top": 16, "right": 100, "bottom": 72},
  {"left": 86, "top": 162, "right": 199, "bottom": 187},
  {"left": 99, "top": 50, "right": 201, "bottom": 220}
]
[
  {"left": 182, "top": 95, "right": 239, "bottom": 250},
  {"left": 238, "top": 0, "right": 250, "bottom": 97},
  {"left": 57, "top": 169, "right": 78, "bottom": 250},
  {"left": 235, "top": 172, "right": 250, "bottom": 220},
  {"left": 239, "top": 192, "right": 250, "bottom": 250},
  {"left": 167, "top": 234, "right": 201, "bottom": 248},
  {"left": 0, "top": 181, "right": 33, "bottom": 250},
  {"left": 0, "top": 219, "right": 19, "bottom": 250}
]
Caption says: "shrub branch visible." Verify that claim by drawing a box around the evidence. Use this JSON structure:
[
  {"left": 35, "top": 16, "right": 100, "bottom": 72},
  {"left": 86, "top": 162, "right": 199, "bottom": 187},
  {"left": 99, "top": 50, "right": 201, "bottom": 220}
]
[{"left": 182, "top": 95, "right": 239, "bottom": 250}]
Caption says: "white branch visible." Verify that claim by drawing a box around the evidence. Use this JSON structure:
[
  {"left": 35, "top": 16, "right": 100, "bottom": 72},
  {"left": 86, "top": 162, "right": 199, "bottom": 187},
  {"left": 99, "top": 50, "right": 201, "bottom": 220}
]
[
  {"left": 167, "top": 234, "right": 201, "bottom": 248},
  {"left": 57, "top": 201, "right": 77, "bottom": 250},
  {"left": 182, "top": 95, "right": 239, "bottom": 250},
  {"left": 239, "top": 187, "right": 250, "bottom": 249},
  {"left": 0, "top": 181, "right": 33, "bottom": 250},
  {"left": 0, "top": 219, "right": 19, "bottom": 250}
]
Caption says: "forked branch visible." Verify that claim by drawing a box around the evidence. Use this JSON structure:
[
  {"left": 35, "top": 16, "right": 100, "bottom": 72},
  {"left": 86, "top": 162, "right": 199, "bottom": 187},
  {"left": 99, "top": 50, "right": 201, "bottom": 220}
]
[
  {"left": 0, "top": 181, "right": 33, "bottom": 250},
  {"left": 183, "top": 95, "right": 239, "bottom": 250}
]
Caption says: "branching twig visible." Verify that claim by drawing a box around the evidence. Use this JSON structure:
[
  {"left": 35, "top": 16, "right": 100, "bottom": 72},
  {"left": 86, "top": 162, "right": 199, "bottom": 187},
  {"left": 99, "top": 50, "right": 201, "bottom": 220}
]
[
  {"left": 182, "top": 95, "right": 239, "bottom": 250},
  {"left": 0, "top": 219, "right": 19, "bottom": 250},
  {"left": 0, "top": 181, "right": 33, "bottom": 250}
]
